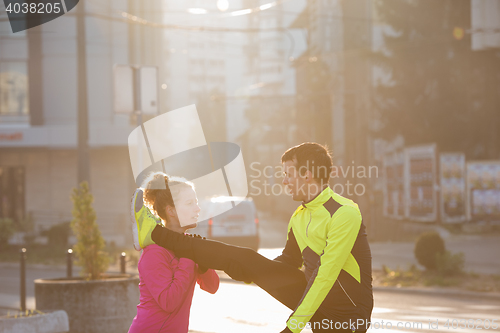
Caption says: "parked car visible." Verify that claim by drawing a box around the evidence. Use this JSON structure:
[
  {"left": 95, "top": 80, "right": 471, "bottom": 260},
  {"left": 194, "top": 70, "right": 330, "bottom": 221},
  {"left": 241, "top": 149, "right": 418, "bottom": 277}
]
[{"left": 192, "top": 196, "right": 259, "bottom": 250}]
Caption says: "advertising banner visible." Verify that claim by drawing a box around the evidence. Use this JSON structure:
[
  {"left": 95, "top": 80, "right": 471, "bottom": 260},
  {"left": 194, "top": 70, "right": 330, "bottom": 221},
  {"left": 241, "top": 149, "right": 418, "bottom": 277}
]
[
  {"left": 404, "top": 144, "right": 437, "bottom": 222},
  {"left": 383, "top": 151, "right": 405, "bottom": 219},
  {"left": 467, "top": 161, "right": 500, "bottom": 220},
  {"left": 440, "top": 153, "right": 466, "bottom": 223}
]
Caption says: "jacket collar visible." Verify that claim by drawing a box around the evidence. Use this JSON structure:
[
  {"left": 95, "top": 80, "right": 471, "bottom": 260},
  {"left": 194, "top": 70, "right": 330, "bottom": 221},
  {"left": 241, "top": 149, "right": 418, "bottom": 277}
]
[{"left": 301, "top": 186, "right": 331, "bottom": 210}]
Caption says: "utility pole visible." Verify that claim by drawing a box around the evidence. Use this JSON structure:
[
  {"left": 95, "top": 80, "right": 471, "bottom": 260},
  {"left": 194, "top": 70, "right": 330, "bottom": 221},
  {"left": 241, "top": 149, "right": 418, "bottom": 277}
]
[{"left": 77, "top": 0, "right": 90, "bottom": 185}]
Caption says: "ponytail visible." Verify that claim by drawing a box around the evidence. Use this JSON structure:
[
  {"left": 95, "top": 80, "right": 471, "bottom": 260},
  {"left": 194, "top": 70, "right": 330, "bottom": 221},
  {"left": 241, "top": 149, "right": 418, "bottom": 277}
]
[{"left": 142, "top": 172, "right": 193, "bottom": 221}]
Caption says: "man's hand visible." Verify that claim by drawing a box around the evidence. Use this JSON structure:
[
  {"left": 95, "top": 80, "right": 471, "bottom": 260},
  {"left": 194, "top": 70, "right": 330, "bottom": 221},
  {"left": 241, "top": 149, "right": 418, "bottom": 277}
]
[{"left": 197, "top": 264, "right": 208, "bottom": 274}]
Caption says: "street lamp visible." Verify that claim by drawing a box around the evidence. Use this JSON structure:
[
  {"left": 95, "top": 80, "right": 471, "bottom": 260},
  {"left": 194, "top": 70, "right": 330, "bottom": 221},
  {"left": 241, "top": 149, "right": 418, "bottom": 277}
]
[{"left": 217, "top": 0, "right": 229, "bottom": 12}]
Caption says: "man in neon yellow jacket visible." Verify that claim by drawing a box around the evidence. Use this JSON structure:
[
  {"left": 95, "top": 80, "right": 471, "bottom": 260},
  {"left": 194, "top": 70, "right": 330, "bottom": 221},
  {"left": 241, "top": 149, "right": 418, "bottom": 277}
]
[{"left": 276, "top": 142, "right": 373, "bottom": 332}]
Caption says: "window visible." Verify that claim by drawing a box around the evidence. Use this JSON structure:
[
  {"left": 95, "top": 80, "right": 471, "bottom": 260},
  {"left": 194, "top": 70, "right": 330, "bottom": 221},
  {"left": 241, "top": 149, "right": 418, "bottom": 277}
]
[
  {"left": 0, "top": 61, "right": 29, "bottom": 120},
  {"left": 0, "top": 166, "right": 25, "bottom": 223}
]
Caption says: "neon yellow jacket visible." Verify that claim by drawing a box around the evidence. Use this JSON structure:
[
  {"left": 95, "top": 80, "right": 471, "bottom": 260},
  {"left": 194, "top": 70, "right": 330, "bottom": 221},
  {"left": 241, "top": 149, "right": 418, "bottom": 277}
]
[{"left": 275, "top": 187, "right": 373, "bottom": 333}]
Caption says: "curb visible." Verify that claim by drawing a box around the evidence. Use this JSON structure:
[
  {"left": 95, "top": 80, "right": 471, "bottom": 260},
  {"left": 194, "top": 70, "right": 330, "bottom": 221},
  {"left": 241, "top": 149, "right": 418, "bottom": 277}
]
[
  {"left": 0, "top": 310, "right": 69, "bottom": 333},
  {"left": 372, "top": 285, "right": 500, "bottom": 300}
]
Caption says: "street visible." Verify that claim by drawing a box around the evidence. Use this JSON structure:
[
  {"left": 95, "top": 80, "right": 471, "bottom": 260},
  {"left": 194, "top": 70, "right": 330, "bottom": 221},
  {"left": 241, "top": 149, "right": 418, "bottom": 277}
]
[
  {"left": 188, "top": 281, "right": 500, "bottom": 333},
  {"left": 1, "top": 264, "right": 499, "bottom": 333},
  {"left": 370, "top": 235, "right": 500, "bottom": 275},
  {"left": 1, "top": 213, "right": 500, "bottom": 332}
]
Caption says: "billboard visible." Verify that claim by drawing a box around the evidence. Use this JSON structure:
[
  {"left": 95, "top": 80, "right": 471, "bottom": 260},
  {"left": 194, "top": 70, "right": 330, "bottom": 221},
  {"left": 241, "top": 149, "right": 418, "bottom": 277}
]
[
  {"left": 383, "top": 151, "right": 405, "bottom": 219},
  {"left": 404, "top": 144, "right": 438, "bottom": 222},
  {"left": 440, "top": 153, "right": 467, "bottom": 223},
  {"left": 471, "top": 0, "right": 500, "bottom": 51},
  {"left": 466, "top": 161, "right": 500, "bottom": 221}
]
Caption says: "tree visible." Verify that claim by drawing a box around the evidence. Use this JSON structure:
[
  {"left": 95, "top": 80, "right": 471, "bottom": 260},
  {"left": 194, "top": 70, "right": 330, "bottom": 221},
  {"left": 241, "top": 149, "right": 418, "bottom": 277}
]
[
  {"left": 0, "top": 218, "right": 15, "bottom": 250},
  {"left": 293, "top": 54, "right": 332, "bottom": 145},
  {"left": 373, "top": 0, "right": 500, "bottom": 159},
  {"left": 70, "top": 181, "right": 108, "bottom": 280}
]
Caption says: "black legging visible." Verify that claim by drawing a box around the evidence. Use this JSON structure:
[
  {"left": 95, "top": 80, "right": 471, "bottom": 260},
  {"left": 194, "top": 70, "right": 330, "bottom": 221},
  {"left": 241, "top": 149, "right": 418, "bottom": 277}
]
[{"left": 151, "top": 225, "right": 360, "bottom": 332}]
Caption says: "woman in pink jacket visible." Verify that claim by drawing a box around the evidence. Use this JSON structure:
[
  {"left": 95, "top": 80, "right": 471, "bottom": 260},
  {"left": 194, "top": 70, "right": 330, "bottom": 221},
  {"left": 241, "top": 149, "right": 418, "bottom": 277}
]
[{"left": 128, "top": 172, "right": 219, "bottom": 333}]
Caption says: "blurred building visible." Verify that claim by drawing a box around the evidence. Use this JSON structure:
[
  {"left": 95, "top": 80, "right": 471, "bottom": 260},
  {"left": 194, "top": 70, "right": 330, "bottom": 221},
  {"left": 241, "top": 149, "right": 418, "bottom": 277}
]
[
  {"left": 0, "top": 1, "right": 165, "bottom": 246},
  {"left": 162, "top": 0, "right": 243, "bottom": 144},
  {"left": 161, "top": 0, "right": 305, "bottom": 142},
  {"left": 471, "top": 0, "right": 500, "bottom": 51},
  {"left": 291, "top": 0, "right": 373, "bottom": 168},
  {"left": 287, "top": 0, "right": 377, "bottom": 230},
  {"left": 238, "top": 0, "right": 306, "bottom": 215},
  {"left": 242, "top": 0, "right": 305, "bottom": 145},
  {"left": 161, "top": 0, "right": 228, "bottom": 143},
  {"left": 161, "top": 1, "right": 307, "bottom": 216}
]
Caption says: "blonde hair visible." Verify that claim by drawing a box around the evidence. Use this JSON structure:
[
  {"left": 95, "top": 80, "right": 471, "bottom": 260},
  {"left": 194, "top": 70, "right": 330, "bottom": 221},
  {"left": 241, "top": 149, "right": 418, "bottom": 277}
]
[{"left": 141, "top": 172, "right": 194, "bottom": 221}]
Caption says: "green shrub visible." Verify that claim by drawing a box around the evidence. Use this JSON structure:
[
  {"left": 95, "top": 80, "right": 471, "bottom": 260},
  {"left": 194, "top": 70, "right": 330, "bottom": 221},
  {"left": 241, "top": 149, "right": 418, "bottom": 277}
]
[
  {"left": 380, "top": 264, "right": 422, "bottom": 286},
  {"left": 46, "top": 221, "right": 71, "bottom": 249},
  {"left": 424, "top": 275, "right": 460, "bottom": 287},
  {"left": 18, "top": 214, "right": 35, "bottom": 245},
  {"left": 70, "top": 181, "right": 109, "bottom": 280},
  {"left": 414, "top": 231, "right": 445, "bottom": 270},
  {"left": 436, "top": 250, "right": 464, "bottom": 276},
  {"left": 0, "top": 218, "right": 15, "bottom": 249},
  {"left": 16, "top": 214, "right": 34, "bottom": 233}
]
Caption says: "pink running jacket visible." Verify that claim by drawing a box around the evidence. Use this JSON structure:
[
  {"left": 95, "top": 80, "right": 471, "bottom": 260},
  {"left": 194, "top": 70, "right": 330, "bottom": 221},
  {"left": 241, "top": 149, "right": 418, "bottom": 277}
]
[{"left": 128, "top": 244, "right": 219, "bottom": 333}]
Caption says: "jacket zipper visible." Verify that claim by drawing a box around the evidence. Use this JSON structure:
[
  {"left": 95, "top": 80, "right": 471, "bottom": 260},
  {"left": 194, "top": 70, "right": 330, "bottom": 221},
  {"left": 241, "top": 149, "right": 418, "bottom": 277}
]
[
  {"left": 306, "top": 211, "right": 312, "bottom": 237},
  {"left": 338, "top": 281, "right": 357, "bottom": 307}
]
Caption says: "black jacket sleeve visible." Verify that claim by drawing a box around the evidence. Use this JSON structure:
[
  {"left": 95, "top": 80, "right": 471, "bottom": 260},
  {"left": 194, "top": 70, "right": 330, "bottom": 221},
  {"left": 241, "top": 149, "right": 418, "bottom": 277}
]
[{"left": 274, "top": 228, "right": 303, "bottom": 269}]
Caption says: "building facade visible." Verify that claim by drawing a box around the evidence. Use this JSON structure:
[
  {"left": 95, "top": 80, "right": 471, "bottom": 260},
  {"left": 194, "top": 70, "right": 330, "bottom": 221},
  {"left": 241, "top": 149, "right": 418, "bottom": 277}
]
[{"left": 0, "top": 0, "right": 165, "bottom": 246}]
